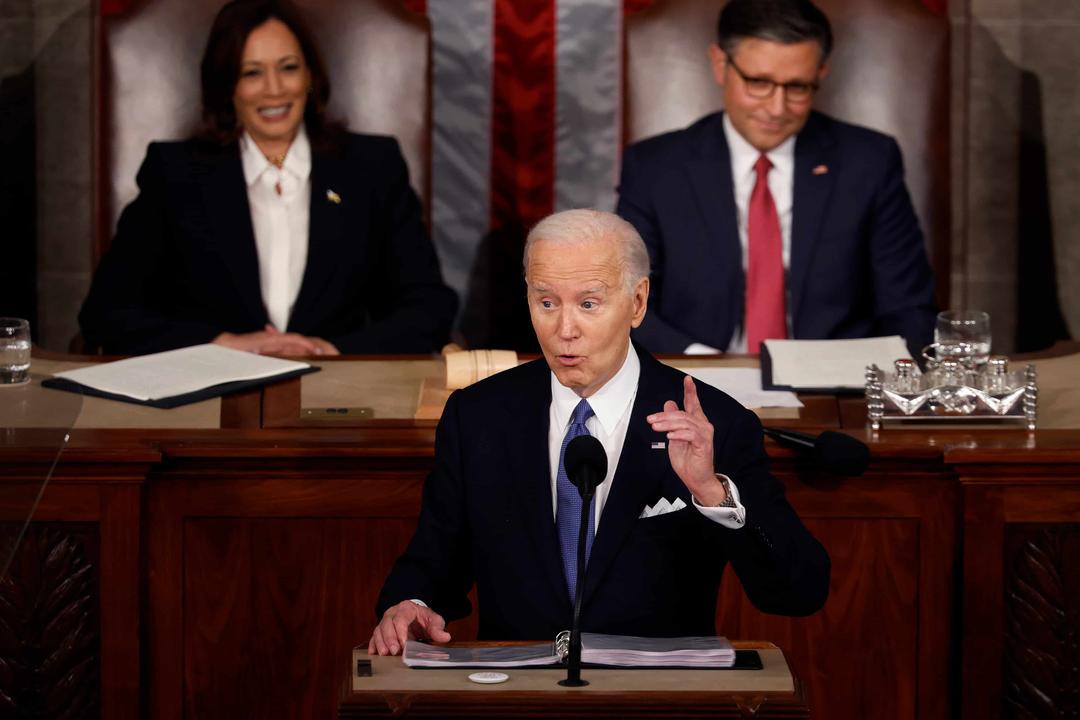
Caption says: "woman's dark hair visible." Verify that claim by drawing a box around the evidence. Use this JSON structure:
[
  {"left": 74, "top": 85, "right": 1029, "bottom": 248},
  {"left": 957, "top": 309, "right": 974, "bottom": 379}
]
[
  {"left": 717, "top": 0, "right": 833, "bottom": 62},
  {"left": 198, "top": 0, "right": 341, "bottom": 147}
]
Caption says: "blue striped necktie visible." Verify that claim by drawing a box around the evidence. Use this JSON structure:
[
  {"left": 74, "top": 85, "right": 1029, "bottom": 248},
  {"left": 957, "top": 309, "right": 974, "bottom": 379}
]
[{"left": 556, "top": 398, "right": 596, "bottom": 602}]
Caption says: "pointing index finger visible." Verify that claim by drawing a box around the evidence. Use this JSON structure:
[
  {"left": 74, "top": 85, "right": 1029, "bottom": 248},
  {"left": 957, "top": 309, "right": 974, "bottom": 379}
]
[{"left": 683, "top": 375, "right": 704, "bottom": 416}]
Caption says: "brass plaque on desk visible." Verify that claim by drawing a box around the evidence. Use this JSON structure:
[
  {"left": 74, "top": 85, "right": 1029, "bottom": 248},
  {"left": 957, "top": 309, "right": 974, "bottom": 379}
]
[{"left": 301, "top": 407, "right": 374, "bottom": 420}]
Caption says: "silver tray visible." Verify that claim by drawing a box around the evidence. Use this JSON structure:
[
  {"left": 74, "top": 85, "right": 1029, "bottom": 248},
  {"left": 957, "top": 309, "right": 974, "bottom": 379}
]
[{"left": 865, "top": 362, "right": 1037, "bottom": 430}]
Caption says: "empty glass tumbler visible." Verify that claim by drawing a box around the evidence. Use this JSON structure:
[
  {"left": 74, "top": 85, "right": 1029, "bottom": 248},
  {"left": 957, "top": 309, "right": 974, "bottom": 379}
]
[{"left": 934, "top": 310, "right": 991, "bottom": 368}]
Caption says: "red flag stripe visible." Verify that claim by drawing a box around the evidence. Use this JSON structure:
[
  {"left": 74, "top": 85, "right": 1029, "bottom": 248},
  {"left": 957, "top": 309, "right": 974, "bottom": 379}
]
[
  {"left": 100, "top": 0, "right": 133, "bottom": 16},
  {"left": 623, "top": 0, "right": 654, "bottom": 13},
  {"left": 490, "top": 0, "right": 556, "bottom": 232}
]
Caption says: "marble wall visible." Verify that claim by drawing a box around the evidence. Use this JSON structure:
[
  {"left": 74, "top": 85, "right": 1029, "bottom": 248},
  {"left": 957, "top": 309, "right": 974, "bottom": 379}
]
[
  {"left": 0, "top": 0, "right": 93, "bottom": 352},
  {"left": 952, "top": 0, "right": 1079, "bottom": 352}
]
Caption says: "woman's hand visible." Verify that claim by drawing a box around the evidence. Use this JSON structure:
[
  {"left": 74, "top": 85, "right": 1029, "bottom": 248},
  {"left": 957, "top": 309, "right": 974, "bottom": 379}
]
[{"left": 214, "top": 324, "right": 340, "bottom": 356}]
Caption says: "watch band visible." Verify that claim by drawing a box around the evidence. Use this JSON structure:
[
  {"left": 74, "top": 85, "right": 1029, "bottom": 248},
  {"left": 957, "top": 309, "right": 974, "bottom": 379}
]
[{"left": 714, "top": 473, "right": 738, "bottom": 508}]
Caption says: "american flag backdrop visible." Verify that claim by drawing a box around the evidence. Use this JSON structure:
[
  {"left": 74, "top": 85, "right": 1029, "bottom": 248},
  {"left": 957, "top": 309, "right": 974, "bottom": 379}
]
[{"left": 400, "top": 0, "right": 654, "bottom": 308}]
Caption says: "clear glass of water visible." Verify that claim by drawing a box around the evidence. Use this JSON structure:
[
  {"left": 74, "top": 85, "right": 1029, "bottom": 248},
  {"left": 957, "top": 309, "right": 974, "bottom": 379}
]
[
  {"left": 934, "top": 310, "right": 991, "bottom": 367},
  {"left": 0, "top": 317, "right": 31, "bottom": 385}
]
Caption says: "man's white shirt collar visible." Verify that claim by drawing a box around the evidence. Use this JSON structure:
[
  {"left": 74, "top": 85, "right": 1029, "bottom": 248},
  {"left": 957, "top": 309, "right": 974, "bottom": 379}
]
[
  {"left": 722, "top": 113, "right": 795, "bottom": 187},
  {"left": 239, "top": 125, "right": 312, "bottom": 187},
  {"left": 550, "top": 343, "right": 640, "bottom": 435}
]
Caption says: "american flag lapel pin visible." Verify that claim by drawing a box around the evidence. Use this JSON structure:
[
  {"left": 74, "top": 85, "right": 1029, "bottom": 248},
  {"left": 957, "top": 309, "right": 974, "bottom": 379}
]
[
  {"left": 326, "top": 188, "right": 342, "bottom": 204},
  {"left": 651, "top": 441, "right": 666, "bottom": 450},
  {"left": 812, "top": 164, "right": 829, "bottom": 176}
]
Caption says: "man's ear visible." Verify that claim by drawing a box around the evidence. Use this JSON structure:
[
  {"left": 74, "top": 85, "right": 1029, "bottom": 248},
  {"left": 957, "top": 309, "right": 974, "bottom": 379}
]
[
  {"left": 817, "top": 62, "right": 830, "bottom": 83},
  {"left": 630, "top": 277, "right": 649, "bottom": 329},
  {"left": 708, "top": 44, "right": 728, "bottom": 88}
]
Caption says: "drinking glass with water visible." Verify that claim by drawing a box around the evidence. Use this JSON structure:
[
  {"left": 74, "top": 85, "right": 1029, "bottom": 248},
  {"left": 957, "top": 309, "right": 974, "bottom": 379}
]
[
  {"left": 0, "top": 318, "right": 31, "bottom": 385},
  {"left": 934, "top": 310, "right": 991, "bottom": 368}
]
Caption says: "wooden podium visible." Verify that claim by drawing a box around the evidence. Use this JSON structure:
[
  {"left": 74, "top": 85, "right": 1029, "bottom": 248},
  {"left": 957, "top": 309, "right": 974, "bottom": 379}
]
[{"left": 338, "top": 642, "right": 809, "bottom": 718}]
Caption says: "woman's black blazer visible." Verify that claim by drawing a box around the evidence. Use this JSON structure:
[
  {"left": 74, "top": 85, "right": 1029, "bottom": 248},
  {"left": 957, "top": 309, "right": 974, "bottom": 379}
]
[{"left": 79, "top": 133, "right": 457, "bottom": 354}]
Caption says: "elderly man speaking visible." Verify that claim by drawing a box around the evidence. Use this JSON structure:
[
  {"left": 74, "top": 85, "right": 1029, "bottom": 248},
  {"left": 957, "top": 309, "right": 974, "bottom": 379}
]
[{"left": 369, "top": 209, "right": 829, "bottom": 654}]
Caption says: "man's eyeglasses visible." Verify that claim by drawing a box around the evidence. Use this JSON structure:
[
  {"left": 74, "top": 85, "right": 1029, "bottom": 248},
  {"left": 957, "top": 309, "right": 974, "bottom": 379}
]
[{"left": 727, "top": 57, "right": 819, "bottom": 103}]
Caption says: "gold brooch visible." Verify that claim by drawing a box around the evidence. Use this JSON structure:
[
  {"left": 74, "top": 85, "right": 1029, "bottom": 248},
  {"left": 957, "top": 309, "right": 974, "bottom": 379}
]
[{"left": 326, "top": 189, "right": 342, "bottom": 204}]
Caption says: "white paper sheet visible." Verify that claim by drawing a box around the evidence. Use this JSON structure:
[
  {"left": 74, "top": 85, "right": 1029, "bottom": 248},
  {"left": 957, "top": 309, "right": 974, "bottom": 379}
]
[
  {"left": 678, "top": 367, "right": 804, "bottom": 409},
  {"left": 763, "top": 335, "right": 912, "bottom": 390},
  {"left": 51, "top": 344, "right": 311, "bottom": 401}
]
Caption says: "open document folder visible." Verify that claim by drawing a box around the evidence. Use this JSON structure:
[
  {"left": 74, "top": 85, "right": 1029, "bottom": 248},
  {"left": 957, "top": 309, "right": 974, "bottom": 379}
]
[
  {"left": 42, "top": 344, "right": 318, "bottom": 409},
  {"left": 403, "top": 633, "right": 738, "bottom": 669}
]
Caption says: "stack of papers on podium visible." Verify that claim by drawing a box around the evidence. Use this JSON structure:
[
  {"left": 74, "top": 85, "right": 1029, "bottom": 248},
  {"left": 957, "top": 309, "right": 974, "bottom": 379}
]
[
  {"left": 403, "top": 642, "right": 561, "bottom": 668},
  {"left": 403, "top": 633, "right": 735, "bottom": 669},
  {"left": 42, "top": 344, "right": 318, "bottom": 408},
  {"left": 577, "top": 633, "right": 735, "bottom": 667}
]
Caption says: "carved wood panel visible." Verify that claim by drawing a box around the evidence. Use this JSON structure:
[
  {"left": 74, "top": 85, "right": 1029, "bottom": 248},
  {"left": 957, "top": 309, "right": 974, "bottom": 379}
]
[
  {"left": 0, "top": 524, "right": 100, "bottom": 719},
  {"left": 182, "top": 517, "right": 423, "bottom": 719},
  {"left": 718, "top": 518, "right": 920, "bottom": 719},
  {"left": 1004, "top": 523, "right": 1080, "bottom": 718}
]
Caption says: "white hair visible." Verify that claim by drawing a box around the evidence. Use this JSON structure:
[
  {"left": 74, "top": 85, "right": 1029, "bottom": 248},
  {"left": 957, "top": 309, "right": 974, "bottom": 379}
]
[{"left": 523, "top": 209, "right": 650, "bottom": 292}]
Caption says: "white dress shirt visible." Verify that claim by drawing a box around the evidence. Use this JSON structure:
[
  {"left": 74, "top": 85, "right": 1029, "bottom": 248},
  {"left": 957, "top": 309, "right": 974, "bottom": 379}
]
[
  {"left": 548, "top": 345, "right": 746, "bottom": 530},
  {"left": 239, "top": 127, "right": 312, "bottom": 333},
  {"left": 685, "top": 116, "right": 795, "bottom": 355}
]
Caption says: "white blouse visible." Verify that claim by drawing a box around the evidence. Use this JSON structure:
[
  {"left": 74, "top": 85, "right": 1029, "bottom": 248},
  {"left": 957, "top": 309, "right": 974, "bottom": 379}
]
[{"left": 239, "top": 127, "right": 312, "bottom": 332}]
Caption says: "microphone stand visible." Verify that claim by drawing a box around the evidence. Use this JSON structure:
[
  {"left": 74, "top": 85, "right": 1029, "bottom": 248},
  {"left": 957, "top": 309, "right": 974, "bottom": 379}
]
[{"left": 558, "top": 484, "right": 594, "bottom": 687}]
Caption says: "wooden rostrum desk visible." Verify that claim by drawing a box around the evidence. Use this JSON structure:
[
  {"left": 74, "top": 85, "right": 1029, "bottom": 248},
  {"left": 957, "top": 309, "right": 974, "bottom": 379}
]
[
  {"left": 339, "top": 642, "right": 809, "bottom": 718},
  {"left": 2, "top": 350, "right": 1079, "bottom": 719}
]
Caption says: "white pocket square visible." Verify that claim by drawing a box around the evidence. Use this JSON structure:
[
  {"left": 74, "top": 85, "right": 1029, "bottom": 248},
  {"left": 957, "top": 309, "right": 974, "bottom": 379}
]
[{"left": 638, "top": 496, "right": 687, "bottom": 519}]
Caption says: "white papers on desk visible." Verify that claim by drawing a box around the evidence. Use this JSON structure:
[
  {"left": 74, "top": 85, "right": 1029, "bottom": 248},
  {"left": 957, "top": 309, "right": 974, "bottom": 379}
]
[
  {"left": 678, "top": 367, "right": 803, "bottom": 409},
  {"left": 576, "top": 633, "right": 735, "bottom": 667},
  {"left": 763, "top": 335, "right": 912, "bottom": 390},
  {"left": 51, "top": 344, "right": 311, "bottom": 402}
]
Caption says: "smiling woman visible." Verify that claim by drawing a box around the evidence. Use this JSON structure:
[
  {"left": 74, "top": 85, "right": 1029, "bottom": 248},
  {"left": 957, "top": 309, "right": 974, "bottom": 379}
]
[
  {"left": 198, "top": 0, "right": 333, "bottom": 153},
  {"left": 78, "top": 0, "right": 457, "bottom": 356},
  {"left": 229, "top": 20, "right": 311, "bottom": 163}
]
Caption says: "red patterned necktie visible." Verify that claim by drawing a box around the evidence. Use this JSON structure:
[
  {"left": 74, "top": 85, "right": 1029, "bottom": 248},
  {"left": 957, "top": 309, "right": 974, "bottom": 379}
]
[{"left": 745, "top": 154, "right": 787, "bottom": 352}]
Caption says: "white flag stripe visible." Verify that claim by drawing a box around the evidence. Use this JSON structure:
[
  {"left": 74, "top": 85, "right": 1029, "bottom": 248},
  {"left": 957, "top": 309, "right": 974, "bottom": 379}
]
[
  {"left": 428, "top": 0, "right": 495, "bottom": 298},
  {"left": 554, "top": 0, "right": 621, "bottom": 213}
]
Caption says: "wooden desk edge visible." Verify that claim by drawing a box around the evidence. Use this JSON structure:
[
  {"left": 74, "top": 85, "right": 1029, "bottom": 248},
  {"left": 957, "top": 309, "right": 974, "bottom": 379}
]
[{"left": 340, "top": 641, "right": 808, "bottom": 719}]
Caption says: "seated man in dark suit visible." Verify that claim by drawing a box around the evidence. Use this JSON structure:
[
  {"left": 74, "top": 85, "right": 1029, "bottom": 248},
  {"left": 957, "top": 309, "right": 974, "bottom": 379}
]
[
  {"left": 369, "top": 209, "right": 829, "bottom": 653},
  {"left": 617, "top": 0, "right": 936, "bottom": 356}
]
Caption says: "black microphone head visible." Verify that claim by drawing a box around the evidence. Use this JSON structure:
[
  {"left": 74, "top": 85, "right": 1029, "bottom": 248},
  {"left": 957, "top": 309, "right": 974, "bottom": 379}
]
[
  {"left": 564, "top": 435, "right": 608, "bottom": 496},
  {"left": 814, "top": 431, "right": 870, "bottom": 476}
]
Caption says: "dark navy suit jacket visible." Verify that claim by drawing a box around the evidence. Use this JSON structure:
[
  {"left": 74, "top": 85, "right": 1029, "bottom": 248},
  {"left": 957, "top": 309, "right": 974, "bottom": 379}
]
[
  {"left": 376, "top": 344, "right": 830, "bottom": 640},
  {"left": 79, "top": 133, "right": 457, "bottom": 354},
  {"left": 617, "top": 111, "right": 936, "bottom": 355}
]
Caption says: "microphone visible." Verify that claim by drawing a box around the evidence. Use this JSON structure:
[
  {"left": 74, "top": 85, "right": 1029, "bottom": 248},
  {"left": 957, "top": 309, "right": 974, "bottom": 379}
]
[
  {"left": 564, "top": 435, "right": 608, "bottom": 499},
  {"left": 558, "top": 434, "right": 607, "bottom": 688},
  {"left": 762, "top": 428, "right": 870, "bottom": 477}
]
